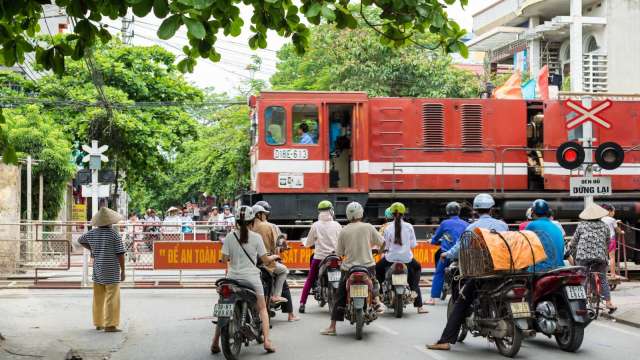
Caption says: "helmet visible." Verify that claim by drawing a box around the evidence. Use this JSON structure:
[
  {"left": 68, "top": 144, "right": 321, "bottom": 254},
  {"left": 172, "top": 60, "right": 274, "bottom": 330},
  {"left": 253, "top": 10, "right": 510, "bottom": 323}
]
[
  {"left": 532, "top": 199, "right": 550, "bottom": 216},
  {"left": 601, "top": 203, "right": 615, "bottom": 212},
  {"left": 384, "top": 207, "right": 393, "bottom": 220},
  {"left": 389, "top": 202, "right": 406, "bottom": 215},
  {"left": 346, "top": 202, "right": 364, "bottom": 221},
  {"left": 252, "top": 204, "right": 268, "bottom": 215},
  {"left": 445, "top": 202, "right": 461, "bottom": 216},
  {"left": 318, "top": 200, "right": 333, "bottom": 211},
  {"left": 473, "top": 193, "right": 495, "bottom": 209},
  {"left": 525, "top": 207, "right": 533, "bottom": 220},
  {"left": 235, "top": 205, "right": 255, "bottom": 222},
  {"left": 255, "top": 200, "right": 271, "bottom": 213}
]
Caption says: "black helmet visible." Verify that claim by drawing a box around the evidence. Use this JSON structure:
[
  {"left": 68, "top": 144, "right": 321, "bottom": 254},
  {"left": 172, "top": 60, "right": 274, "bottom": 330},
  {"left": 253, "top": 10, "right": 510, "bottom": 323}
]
[
  {"left": 445, "top": 201, "right": 461, "bottom": 216},
  {"left": 255, "top": 200, "right": 271, "bottom": 213}
]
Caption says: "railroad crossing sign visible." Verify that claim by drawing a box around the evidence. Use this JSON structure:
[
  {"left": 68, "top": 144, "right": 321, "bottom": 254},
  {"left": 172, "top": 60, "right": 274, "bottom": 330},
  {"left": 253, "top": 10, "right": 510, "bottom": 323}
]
[
  {"left": 565, "top": 99, "right": 612, "bottom": 130},
  {"left": 81, "top": 141, "right": 109, "bottom": 170}
]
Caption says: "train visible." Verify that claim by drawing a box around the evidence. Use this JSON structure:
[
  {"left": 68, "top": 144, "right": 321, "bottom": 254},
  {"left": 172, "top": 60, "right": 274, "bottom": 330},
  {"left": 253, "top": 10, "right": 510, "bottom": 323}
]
[{"left": 241, "top": 91, "right": 640, "bottom": 251}]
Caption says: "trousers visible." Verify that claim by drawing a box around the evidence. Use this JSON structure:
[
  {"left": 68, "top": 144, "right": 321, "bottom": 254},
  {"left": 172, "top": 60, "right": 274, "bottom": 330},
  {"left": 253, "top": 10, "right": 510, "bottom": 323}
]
[
  {"left": 430, "top": 258, "right": 450, "bottom": 299},
  {"left": 272, "top": 262, "right": 289, "bottom": 298},
  {"left": 300, "top": 258, "right": 323, "bottom": 305},
  {"left": 93, "top": 283, "right": 121, "bottom": 328},
  {"left": 330, "top": 267, "right": 376, "bottom": 321},
  {"left": 438, "top": 279, "right": 476, "bottom": 344},
  {"left": 375, "top": 258, "right": 423, "bottom": 307}
]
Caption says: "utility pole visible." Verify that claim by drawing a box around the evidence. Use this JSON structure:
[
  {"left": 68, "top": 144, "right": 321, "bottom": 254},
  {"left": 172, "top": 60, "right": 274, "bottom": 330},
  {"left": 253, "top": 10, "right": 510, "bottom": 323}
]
[
  {"left": 121, "top": 13, "right": 134, "bottom": 45},
  {"left": 81, "top": 140, "right": 109, "bottom": 287}
]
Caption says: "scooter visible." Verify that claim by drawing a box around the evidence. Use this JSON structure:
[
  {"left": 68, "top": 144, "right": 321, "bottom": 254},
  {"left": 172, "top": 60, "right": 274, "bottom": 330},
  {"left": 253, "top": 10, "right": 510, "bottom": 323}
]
[
  {"left": 314, "top": 254, "right": 342, "bottom": 312},
  {"left": 344, "top": 266, "right": 378, "bottom": 340},
  {"left": 380, "top": 262, "right": 413, "bottom": 318}
]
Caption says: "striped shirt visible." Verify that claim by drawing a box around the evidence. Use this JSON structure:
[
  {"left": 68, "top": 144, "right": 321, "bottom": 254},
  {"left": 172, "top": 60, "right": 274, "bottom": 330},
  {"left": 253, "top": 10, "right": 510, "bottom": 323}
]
[{"left": 78, "top": 227, "right": 125, "bottom": 284}]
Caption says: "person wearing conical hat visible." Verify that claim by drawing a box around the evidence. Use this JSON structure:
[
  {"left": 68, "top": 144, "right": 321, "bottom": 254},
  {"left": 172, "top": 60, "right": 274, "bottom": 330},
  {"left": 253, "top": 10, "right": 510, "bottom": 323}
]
[
  {"left": 569, "top": 203, "right": 617, "bottom": 313},
  {"left": 78, "top": 207, "right": 126, "bottom": 332}
]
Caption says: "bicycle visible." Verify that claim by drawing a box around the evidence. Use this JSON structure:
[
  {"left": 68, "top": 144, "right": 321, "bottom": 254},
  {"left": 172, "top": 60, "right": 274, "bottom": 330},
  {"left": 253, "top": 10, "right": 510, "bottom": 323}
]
[{"left": 584, "top": 262, "right": 603, "bottom": 320}]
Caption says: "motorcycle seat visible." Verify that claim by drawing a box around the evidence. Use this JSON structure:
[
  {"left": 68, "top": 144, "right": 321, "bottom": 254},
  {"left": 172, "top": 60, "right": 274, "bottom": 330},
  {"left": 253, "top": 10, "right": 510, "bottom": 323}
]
[
  {"left": 348, "top": 265, "right": 371, "bottom": 275},
  {"left": 216, "top": 278, "right": 258, "bottom": 292},
  {"left": 533, "top": 266, "right": 585, "bottom": 278}
]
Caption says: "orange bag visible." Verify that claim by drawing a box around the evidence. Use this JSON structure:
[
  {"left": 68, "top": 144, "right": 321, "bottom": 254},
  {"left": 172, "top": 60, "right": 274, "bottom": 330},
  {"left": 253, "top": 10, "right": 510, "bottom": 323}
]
[{"left": 474, "top": 228, "right": 547, "bottom": 271}]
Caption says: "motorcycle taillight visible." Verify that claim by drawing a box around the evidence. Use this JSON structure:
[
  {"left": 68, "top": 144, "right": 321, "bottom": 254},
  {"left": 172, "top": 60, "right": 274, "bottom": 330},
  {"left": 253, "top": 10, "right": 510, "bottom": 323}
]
[
  {"left": 506, "top": 287, "right": 528, "bottom": 299},
  {"left": 350, "top": 273, "right": 368, "bottom": 283},
  {"left": 330, "top": 259, "right": 340, "bottom": 268},
  {"left": 564, "top": 274, "right": 586, "bottom": 285},
  {"left": 218, "top": 284, "right": 233, "bottom": 298},
  {"left": 393, "top": 263, "right": 405, "bottom": 273}
]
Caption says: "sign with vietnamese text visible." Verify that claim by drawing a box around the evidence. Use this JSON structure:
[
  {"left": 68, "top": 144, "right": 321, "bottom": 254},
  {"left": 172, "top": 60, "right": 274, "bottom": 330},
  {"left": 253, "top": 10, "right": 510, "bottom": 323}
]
[
  {"left": 273, "top": 148, "right": 308, "bottom": 160},
  {"left": 72, "top": 203, "right": 86, "bottom": 222},
  {"left": 278, "top": 173, "right": 304, "bottom": 188},
  {"left": 570, "top": 176, "right": 612, "bottom": 197}
]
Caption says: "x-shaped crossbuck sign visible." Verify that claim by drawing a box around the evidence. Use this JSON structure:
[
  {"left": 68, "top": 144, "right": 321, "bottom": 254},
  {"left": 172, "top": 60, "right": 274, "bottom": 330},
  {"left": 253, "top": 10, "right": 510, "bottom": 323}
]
[{"left": 564, "top": 99, "right": 612, "bottom": 130}]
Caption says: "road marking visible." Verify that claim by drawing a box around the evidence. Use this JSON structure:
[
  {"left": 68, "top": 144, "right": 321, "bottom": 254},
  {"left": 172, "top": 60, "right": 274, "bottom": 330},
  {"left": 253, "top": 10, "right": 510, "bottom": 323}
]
[
  {"left": 412, "top": 345, "right": 447, "bottom": 360},
  {"left": 8, "top": 281, "right": 16, "bottom": 287},
  {"left": 592, "top": 321, "right": 640, "bottom": 338},
  {"left": 374, "top": 323, "right": 399, "bottom": 336}
]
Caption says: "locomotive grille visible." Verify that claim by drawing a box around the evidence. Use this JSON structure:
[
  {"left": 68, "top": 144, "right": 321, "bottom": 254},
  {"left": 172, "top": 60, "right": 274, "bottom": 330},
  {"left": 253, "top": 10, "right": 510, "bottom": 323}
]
[
  {"left": 421, "top": 103, "right": 444, "bottom": 150},
  {"left": 461, "top": 104, "right": 483, "bottom": 151}
]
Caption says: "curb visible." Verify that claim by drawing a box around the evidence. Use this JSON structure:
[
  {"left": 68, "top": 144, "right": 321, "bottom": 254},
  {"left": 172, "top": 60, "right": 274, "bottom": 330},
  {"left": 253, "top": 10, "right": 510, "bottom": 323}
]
[{"left": 606, "top": 312, "right": 640, "bottom": 329}]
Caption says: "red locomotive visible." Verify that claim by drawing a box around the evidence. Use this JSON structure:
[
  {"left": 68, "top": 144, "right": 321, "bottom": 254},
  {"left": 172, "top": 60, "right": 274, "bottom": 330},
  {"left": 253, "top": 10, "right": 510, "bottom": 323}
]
[{"left": 244, "top": 91, "right": 640, "bottom": 231}]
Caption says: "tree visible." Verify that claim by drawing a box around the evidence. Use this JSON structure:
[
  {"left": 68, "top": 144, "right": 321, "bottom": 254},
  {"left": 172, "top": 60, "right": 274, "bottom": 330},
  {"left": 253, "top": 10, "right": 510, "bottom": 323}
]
[
  {"left": 0, "top": 1, "right": 469, "bottom": 78},
  {"left": 2, "top": 105, "right": 74, "bottom": 220},
  {"left": 271, "top": 19, "right": 480, "bottom": 98}
]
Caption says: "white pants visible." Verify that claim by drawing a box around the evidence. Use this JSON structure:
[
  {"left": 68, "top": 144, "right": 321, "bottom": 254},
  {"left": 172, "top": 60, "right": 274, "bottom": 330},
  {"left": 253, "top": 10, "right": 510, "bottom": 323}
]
[{"left": 272, "top": 262, "right": 289, "bottom": 297}]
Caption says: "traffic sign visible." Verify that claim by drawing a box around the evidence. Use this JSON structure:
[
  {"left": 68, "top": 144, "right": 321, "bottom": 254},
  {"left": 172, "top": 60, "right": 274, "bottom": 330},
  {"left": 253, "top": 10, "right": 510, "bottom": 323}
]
[
  {"left": 564, "top": 99, "right": 612, "bottom": 130},
  {"left": 569, "top": 176, "right": 612, "bottom": 197}
]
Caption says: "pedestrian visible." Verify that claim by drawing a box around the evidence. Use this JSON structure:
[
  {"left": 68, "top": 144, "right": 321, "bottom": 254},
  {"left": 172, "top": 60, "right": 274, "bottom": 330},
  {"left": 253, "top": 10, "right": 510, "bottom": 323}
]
[
  {"left": 569, "top": 203, "right": 617, "bottom": 313},
  {"left": 299, "top": 200, "right": 342, "bottom": 313},
  {"left": 78, "top": 207, "right": 126, "bottom": 332},
  {"left": 518, "top": 207, "right": 533, "bottom": 231},
  {"left": 378, "top": 207, "right": 393, "bottom": 236},
  {"left": 601, "top": 204, "right": 623, "bottom": 277},
  {"left": 222, "top": 205, "right": 235, "bottom": 230},
  {"left": 163, "top": 207, "right": 182, "bottom": 235}
]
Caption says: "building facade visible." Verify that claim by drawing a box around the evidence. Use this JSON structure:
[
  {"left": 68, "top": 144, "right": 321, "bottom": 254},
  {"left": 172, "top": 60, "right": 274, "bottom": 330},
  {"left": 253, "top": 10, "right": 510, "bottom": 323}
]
[{"left": 467, "top": 0, "right": 640, "bottom": 93}]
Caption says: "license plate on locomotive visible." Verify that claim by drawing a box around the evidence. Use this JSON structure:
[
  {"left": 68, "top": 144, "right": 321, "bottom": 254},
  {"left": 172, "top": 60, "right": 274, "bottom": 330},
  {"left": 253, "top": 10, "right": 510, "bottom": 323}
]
[
  {"left": 350, "top": 285, "right": 369, "bottom": 298},
  {"left": 213, "top": 304, "right": 234, "bottom": 318},
  {"left": 328, "top": 271, "right": 341, "bottom": 282},
  {"left": 391, "top": 274, "right": 408, "bottom": 286},
  {"left": 565, "top": 285, "right": 587, "bottom": 300},
  {"left": 510, "top": 302, "right": 530, "bottom": 318}
]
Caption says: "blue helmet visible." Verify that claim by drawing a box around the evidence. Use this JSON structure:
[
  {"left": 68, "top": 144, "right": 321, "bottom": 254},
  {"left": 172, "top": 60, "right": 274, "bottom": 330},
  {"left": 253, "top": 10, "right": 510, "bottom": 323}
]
[{"left": 532, "top": 199, "right": 550, "bottom": 216}]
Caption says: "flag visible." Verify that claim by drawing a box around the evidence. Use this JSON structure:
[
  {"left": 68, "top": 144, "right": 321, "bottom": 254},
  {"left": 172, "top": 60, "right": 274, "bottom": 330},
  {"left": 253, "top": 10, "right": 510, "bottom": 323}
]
[
  {"left": 521, "top": 79, "right": 537, "bottom": 99},
  {"left": 537, "top": 65, "right": 549, "bottom": 100},
  {"left": 493, "top": 71, "right": 522, "bottom": 99}
]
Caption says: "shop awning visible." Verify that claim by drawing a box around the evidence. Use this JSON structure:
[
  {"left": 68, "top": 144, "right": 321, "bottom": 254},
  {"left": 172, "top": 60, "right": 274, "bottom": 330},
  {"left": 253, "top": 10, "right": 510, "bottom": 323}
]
[{"left": 467, "top": 26, "right": 526, "bottom": 52}]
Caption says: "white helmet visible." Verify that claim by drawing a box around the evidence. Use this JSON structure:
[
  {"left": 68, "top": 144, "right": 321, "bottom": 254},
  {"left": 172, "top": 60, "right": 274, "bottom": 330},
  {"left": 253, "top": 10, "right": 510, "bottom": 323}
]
[
  {"left": 252, "top": 204, "right": 267, "bottom": 215},
  {"left": 235, "top": 205, "right": 255, "bottom": 222},
  {"left": 346, "top": 202, "right": 364, "bottom": 221},
  {"left": 473, "top": 193, "right": 495, "bottom": 209}
]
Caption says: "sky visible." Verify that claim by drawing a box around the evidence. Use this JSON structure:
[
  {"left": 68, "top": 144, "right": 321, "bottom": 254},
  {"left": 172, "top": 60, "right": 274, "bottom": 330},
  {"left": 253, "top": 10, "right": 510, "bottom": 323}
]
[{"left": 110, "top": 0, "right": 495, "bottom": 94}]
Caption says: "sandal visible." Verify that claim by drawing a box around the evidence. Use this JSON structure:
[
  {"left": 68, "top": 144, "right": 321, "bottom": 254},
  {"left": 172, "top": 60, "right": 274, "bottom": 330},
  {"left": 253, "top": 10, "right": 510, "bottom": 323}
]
[
  {"left": 607, "top": 306, "right": 618, "bottom": 314},
  {"left": 264, "top": 341, "right": 276, "bottom": 353},
  {"left": 417, "top": 307, "right": 429, "bottom": 314},
  {"left": 320, "top": 329, "right": 337, "bottom": 336},
  {"left": 271, "top": 297, "right": 288, "bottom": 304},
  {"left": 425, "top": 299, "right": 436, "bottom": 306},
  {"left": 210, "top": 344, "right": 221, "bottom": 354}
]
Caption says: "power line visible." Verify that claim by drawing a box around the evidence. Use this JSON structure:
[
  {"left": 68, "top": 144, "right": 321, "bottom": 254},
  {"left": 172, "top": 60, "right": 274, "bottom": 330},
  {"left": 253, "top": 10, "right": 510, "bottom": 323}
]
[{"left": 0, "top": 96, "right": 245, "bottom": 109}]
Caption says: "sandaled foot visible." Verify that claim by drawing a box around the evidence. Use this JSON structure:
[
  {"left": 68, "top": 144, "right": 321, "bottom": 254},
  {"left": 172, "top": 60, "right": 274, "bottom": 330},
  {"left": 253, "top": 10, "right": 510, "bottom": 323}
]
[
  {"left": 271, "top": 297, "right": 288, "bottom": 304},
  {"left": 95, "top": 326, "right": 104, "bottom": 330},
  {"left": 607, "top": 305, "right": 618, "bottom": 314},
  {"left": 288, "top": 315, "right": 301, "bottom": 322},
  {"left": 264, "top": 341, "right": 276, "bottom": 353},
  {"left": 320, "top": 328, "right": 337, "bottom": 336},
  {"left": 210, "top": 343, "right": 221, "bottom": 354},
  {"left": 298, "top": 304, "right": 306, "bottom": 313},
  {"left": 104, "top": 327, "right": 122, "bottom": 333},
  {"left": 417, "top": 307, "right": 429, "bottom": 314},
  {"left": 426, "top": 343, "right": 450, "bottom": 351},
  {"left": 425, "top": 299, "right": 436, "bottom": 306}
]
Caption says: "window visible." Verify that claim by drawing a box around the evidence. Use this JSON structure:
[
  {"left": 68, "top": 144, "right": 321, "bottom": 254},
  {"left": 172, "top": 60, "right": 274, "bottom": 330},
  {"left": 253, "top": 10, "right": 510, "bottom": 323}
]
[
  {"left": 292, "top": 104, "right": 319, "bottom": 145},
  {"left": 265, "top": 106, "right": 286, "bottom": 145},
  {"left": 585, "top": 35, "right": 599, "bottom": 53}
]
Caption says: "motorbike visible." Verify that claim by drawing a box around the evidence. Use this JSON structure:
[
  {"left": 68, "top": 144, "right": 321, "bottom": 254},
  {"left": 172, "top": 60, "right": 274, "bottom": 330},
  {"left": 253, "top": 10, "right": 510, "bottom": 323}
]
[
  {"left": 531, "top": 266, "right": 590, "bottom": 352},
  {"left": 213, "top": 268, "right": 272, "bottom": 360},
  {"left": 449, "top": 274, "right": 534, "bottom": 358},
  {"left": 313, "top": 253, "right": 342, "bottom": 312},
  {"left": 344, "top": 266, "right": 378, "bottom": 340},
  {"left": 380, "top": 262, "right": 413, "bottom": 318}
]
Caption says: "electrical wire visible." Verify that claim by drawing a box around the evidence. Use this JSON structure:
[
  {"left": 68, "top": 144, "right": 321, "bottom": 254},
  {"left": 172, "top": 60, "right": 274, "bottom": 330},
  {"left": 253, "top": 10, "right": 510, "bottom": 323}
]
[{"left": 0, "top": 96, "right": 244, "bottom": 109}]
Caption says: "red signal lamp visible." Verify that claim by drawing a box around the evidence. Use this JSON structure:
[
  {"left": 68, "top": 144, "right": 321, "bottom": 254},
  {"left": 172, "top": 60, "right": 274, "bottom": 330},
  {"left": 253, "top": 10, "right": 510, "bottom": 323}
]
[{"left": 556, "top": 142, "right": 585, "bottom": 170}]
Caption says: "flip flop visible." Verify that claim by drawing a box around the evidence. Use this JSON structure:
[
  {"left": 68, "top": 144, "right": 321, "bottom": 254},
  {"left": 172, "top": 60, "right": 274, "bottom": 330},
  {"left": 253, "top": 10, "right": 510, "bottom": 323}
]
[
  {"left": 417, "top": 308, "right": 429, "bottom": 314},
  {"left": 264, "top": 346, "right": 276, "bottom": 354},
  {"left": 210, "top": 344, "right": 221, "bottom": 354},
  {"left": 288, "top": 317, "right": 301, "bottom": 322},
  {"left": 320, "top": 329, "right": 337, "bottom": 336},
  {"left": 608, "top": 306, "right": 618, "bottom": 314}
]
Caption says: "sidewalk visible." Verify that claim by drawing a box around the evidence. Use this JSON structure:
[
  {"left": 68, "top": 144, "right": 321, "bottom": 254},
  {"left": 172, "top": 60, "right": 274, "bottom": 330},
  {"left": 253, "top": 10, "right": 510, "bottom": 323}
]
[{"left": 608, "top": 280, "right": 640, "bottom": 328}]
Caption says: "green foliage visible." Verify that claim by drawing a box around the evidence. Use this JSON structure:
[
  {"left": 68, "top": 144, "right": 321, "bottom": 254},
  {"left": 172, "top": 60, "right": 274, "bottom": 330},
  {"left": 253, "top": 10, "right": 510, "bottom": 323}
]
[
  {"left": 2, "top": 105, "right": 74, "bottom": 220},
  {"left": 0, "top": 0, "right": 469, "bottom": 76},
  {"left": 271, "top": 17, "right": 480, "bottom": 98}
]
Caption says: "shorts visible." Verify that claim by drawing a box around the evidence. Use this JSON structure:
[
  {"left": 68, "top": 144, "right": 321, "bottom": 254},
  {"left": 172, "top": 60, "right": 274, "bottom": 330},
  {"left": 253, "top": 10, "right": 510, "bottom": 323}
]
[
  {"left": 230, "top": 274, "right": 264, "bottom": 296},
  {"left": 608, "top": 237, "right": 617, "bottom": 253}
]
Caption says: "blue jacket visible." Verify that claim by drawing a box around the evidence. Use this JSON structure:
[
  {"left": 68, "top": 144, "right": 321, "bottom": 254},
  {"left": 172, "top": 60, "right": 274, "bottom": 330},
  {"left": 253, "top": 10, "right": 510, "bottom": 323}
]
[
  {"left": 446, "top": 215, "right": 509, "bottom": 260},
  {"left": 431, "top": 216, "right": 469, "bottom": 253},
  {"left": 525, "top": 217, "right": 565, "bottom": 272}
]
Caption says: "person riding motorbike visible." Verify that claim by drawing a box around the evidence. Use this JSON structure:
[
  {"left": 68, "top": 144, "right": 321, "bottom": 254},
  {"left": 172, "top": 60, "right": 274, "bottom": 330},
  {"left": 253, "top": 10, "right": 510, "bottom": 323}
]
[
  {"left": 375, "top": 202, "right": 428, "bottom": 314},
  {"left": 524, "top": 199, "right": 565, "bottom": 272},
  {"left": 426, "top": 202, "right": 469, "bottom": 305},
  {"left": 427, "top": 193, "right": 508, "bottom": 351},
  {"left": 252, "top": 204, "right": 289, "bottom": 305},
  {"left": 211, "top": 206, "right": 278, "bottom": 354},
  {"left": 378, "top": 207, "right": 393, "bottom": 236},
  {"left": 321, "top": 201, "right": 384, "bottom": 336},
  {"left": 299, "top": 200, "right": 342, "bottom": 313},
  {"left": 254, "top": 200, "right": 300, "bottom": 322}
]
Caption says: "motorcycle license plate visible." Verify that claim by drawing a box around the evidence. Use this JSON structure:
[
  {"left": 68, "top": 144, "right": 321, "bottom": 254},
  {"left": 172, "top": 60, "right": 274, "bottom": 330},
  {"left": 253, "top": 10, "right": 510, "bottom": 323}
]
[
  {"left": 391, "top": 274, "right": 408, "bottom": 286},
  {"left": 213, "top": 304, "right": 234, "bottom": 318},
  {"left": 328, "top": 271, "right": 341, "bottom": 282},
  {"left": 565, "top": 285, "right": 587, "bottom": 300},
  {"left": 510, "top": 302, "right": 530, "bottom": 318},
  {"left": 350, "top": 285, "right": 369, "bottom": 298}
]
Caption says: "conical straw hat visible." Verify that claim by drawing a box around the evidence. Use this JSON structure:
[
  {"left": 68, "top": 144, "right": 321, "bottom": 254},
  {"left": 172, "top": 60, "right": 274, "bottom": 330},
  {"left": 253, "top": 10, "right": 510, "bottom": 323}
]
[
  {"left": 579, "top": 203, "right": 609, "bottom": 220},
  {"left": 91, "top": 207, "right": 124, "bottom": 227}
]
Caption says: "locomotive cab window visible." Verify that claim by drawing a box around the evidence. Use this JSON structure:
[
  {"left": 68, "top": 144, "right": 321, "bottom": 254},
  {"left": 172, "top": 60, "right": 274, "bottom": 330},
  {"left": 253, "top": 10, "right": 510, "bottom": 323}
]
[
  {"left": 265, "top": 106, "right": 286, "bottom": 145},
  {"left": 292, "top": 104, "right": 319, "bottom": 145}
]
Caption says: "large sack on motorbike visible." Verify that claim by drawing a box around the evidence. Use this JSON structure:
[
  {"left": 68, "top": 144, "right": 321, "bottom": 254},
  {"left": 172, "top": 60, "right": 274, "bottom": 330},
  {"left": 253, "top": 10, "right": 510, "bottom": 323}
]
[{"left": 459, "top": 228, "right": 547, "bottom": 277}]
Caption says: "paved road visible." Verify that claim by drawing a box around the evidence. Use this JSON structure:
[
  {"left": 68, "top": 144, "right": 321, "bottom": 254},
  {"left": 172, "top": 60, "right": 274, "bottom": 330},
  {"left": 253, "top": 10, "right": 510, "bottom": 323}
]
[{"left": 1, "top": 288, "right": 639, "bottom": 359}]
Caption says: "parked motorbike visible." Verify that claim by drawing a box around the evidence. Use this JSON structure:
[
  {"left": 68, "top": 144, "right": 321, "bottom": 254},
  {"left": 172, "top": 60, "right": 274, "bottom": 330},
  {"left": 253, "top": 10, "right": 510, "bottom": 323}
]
[
  {"left": 532, "top": 266, "right": 590, "bottom": 352},
  {"left": 213, "top": 269, "right": 271, "bottom": 360},
  {"left": 314, "top": 254, "right": 342, "bottom": 312},
  {"left": 344, "top": 266, "right": 378, "bottom": 340},
  {"left": 380, "top": 262, "right": 413, "bottom": 318},
  {"left": 449, "top": 274, "right": 534, "bottom": 358}
]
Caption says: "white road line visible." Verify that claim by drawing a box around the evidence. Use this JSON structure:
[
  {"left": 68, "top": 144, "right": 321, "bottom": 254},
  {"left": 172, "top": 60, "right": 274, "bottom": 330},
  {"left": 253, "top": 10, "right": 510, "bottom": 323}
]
[
  {"left": 412, "top": 345, "right": 448, "bottom": 360},
  {"left": 592, "top": 321, "right": 640, "bottom": 338},
  {"left": 8, "top": 281, "right": 16, "bottom": 287},
  {"left": 374, "top": 323, "right": 399, "bottom": 336}
]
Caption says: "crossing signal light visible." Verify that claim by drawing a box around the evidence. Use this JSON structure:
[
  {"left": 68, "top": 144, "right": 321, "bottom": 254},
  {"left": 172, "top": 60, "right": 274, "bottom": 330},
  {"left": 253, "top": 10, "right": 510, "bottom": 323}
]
[
  {"left": 556, "top": 142, "right": 585, "bottom": 170},
  {"left": 595, "top": 142, "right": 624, "bottom": 170}
]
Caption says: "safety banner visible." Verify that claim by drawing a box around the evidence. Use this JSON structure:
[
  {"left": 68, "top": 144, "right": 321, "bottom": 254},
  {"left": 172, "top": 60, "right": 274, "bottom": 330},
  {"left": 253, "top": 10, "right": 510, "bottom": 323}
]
[{"left": 153, "top": 241, "right": 440, "bottom": 270}]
